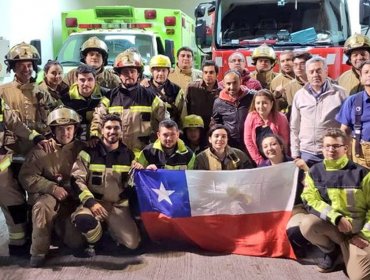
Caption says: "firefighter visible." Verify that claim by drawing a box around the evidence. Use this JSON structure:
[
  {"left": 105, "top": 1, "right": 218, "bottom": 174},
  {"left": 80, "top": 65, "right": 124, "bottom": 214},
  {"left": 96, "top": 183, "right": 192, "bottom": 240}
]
[
  {"left": 336, "top": 60, "right": 370, "bottom": 169},
  {"left": 61, "top": 64, "right": 110, "bottom": 141},
  {"left": 90, "top": 49, "right": 165, "bottom": 156},
  {"left": 1, "top": 42, "right": 58, "bottom": 155},
  {"left": 63, "top": 36, "right": 120, "bottom": 89},
  {"left": 250, "top": 43, "right": 278, "bottom": 89},
  {"left": 19, "top": 106, "right": 86, "bottom": 267},
  {"left": 168, "top": 46, "right": 202, "bottom": 92},
  {"left": 134, "top": 119, "right": 195, "bottom": 170},
  {"left": 39, "top": 60, "right": 69, "bottom": 100},
  {"left": 270, "top": 50, "right": 295, "bottom": 111},
  {"left": 147, "top": 55, "right": 184, "bottom": 124},
  {"left": 181, "top": 114, "right": 208, "bottom": 155},
  {"left": 71, "top": 113, "right": 140, "bottom": 257},
  {"left": 338, "top": 34, "right": 370, "bottom": 95},
  {"left": 0, "top": 98, "right": 49, "bottom": 256}
]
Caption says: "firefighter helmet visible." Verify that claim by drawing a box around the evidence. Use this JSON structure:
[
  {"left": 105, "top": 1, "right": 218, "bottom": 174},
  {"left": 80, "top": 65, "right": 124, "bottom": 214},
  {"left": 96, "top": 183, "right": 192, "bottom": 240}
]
[
  {"left": 113, "top": 50, "right": 144, "bottom": 73},
  {"left": 4, "top": 42, "right": 40, "bottom": 72},
  {"left": 344, "top": 34, "right": 370, "bottom": 65},
  {"left": 47, "top": 106, "right": 81, "bottom": 126},
  {"left": 251, "top": 43, "right": 276, "bottom": 65},
  {"left": 149, "top": 55, "right": 171, "bottom": 69},
  {"left": 183, "top": 114, "right": 204, "bottom": 129},
  {"left": 80, "top": 36, "right": 109, "bottom": 66}
]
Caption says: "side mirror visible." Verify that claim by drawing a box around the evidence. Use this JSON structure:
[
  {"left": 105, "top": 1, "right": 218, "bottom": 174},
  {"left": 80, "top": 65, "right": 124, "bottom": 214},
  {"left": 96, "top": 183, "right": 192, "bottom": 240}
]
[
  {"left": 196, "top": 19, "right": 210, "bottom": 48},
  {"left": 30, "top": 39, "right": 42, "bottom": 65},
  {"left": 360, "top": 0, "right": 370, "bottom": 25},
  {"left": 195, "top": 5, "right": 206, "bottom": 18}
]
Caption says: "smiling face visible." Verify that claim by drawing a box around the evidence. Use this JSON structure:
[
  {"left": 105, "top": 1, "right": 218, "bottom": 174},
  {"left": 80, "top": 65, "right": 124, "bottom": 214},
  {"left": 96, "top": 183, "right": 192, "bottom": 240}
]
[
  {"left": 350, "top": 49, "right": 370, "bottom": 70},
  {"left": 223, "top": 72, "right": 241, "bottom": 97},
  {"left": 261, "top": 136, "right": 284, "bottom": 163},
  {"left": 55, "top": 124, "right": 75, "bottom": 145},
  {"left": 45, "top": 64, "right": 63, "bottom": 89},
  {"left": 158, "top": 126, "right": 179, "bottom": 149},
  {"left": 254, "top": 95, "right": 273, "bottom": 119},
  {"left": 14, "top": 60, "right": 33, "bottom": 83},
  {"left": 209, "top": 128, "right": 228, "bottom": 152},
  {"left": 102, "top": 120, "right": 121, "bottom": 145}
]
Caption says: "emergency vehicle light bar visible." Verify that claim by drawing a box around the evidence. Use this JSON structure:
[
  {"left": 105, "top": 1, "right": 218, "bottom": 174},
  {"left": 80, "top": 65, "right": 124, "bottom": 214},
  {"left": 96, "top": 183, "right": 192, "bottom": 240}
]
[
  {"left": 95, "top": 6, "right": 134, "bottom": 19},
  {"left": 79, "top": 24, "right": 102, "bottom": 29}
]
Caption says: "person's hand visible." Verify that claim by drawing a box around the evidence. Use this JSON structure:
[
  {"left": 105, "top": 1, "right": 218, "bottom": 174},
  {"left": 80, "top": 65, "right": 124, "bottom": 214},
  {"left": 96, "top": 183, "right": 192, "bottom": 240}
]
[
  {"left": 140, "top": 78, "right": 150, "bottom": 88},
  {"left": 293, "top": 158, "right": 309, "bottom": 172},
  {"left": 146, "top": 164, "right": 158, "bottom": 170},
  {"left": 52, "top": 186, "right": 68, "bottom": 201},
  {"left": 337, "top": 217, "right": 352, "bottom": 233},
  {"left": 86, "top": 137, "right": 100, "bottom": 148},
  {"left": 90, "top": 203, "right": 108, "bottom": 221},
  {"left": 350, "top": 235, "right": 369, "bottom": 249},
  {"left": 131, "top": 161, "right": 144, "bottom": 170},
  {"left": 37, "top": 140, "right": 54, "bottom": 153}
]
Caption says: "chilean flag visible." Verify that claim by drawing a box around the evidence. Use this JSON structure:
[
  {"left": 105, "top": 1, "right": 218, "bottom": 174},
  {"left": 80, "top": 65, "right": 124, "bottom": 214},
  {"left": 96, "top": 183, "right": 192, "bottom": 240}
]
[{"left": 134, "top": 162, "right": 298, "bottom": 258}]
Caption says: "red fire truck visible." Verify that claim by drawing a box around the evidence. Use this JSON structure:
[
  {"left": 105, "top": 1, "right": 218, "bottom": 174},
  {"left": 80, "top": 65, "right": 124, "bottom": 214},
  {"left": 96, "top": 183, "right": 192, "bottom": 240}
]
[{"left": 195, "top": 0, "right": 370, "bottom": 79}]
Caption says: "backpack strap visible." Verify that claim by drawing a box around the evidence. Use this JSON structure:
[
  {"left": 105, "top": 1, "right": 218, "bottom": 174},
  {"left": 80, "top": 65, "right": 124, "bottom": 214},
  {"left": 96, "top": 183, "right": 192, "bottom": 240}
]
[{"left": 354, "top": 93, "right": 363, "bottom": 157}]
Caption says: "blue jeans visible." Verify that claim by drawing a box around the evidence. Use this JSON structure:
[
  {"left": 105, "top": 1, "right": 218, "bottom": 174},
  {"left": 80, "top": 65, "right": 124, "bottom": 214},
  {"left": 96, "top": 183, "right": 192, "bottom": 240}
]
[{"left": 300, "top": 151, "right": 324, "bottom": 167}]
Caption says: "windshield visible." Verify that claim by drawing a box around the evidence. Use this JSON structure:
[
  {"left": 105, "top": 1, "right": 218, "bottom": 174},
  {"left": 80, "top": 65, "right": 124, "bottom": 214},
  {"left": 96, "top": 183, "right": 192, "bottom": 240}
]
[
  {"left": 57, "top": 33, "right": 155, "bottom": 66},
  {"left": 216, "top": 0, "right": 350, "bottom": 48}
]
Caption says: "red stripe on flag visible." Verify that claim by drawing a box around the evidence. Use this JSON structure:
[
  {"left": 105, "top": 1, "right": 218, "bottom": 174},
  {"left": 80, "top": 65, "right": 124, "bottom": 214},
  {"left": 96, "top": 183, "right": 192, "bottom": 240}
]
[{"left": 141, "top": 211, "right": 296, "bottom": 259}]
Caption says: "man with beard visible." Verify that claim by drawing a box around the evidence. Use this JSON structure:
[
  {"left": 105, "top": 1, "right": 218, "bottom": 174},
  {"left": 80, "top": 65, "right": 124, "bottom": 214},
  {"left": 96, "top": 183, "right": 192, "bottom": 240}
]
[
  {"left": 71, "top": 113, "right": 140, "bottom": 257},
  {"left": 134, "top": 119, "right": 195, "bottom": 170},
  {"left": 61, "top": 64, "right": 109, "bottom": 141},
  {"left": 338, "top": 34, "right": 370, "bottom": 95},
  {"left": 90, "top": 49, "right": 165, "bottom": 156},
  {"left": 64, "top": 36, "right": 120, "bottom": 89},
  {"left": 19, "top": 106, "right": 86, "bottom": 267},
  {"left": 146, "top": 55, "right": 184, "bottom": 124}
]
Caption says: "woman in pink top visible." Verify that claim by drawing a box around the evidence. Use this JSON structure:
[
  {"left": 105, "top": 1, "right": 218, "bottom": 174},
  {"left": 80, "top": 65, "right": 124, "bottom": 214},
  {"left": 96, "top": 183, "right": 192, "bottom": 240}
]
[{"left": 244, "top": 89, "right": 290, "bottom": 165}]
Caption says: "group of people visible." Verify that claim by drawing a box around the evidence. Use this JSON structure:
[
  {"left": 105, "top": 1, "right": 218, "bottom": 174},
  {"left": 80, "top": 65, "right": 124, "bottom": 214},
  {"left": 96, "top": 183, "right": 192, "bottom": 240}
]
[{"left": 0, "top": 32, "right": 370, "bottom": 279}]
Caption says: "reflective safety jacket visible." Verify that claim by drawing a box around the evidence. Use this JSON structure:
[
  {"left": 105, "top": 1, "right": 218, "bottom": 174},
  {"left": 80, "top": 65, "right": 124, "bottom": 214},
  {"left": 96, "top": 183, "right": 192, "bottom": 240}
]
[
  {"left": 137, "top": 139, "right": 195, "bottom": 170},
  {"left": 302, "top": 156, "right": 370, "bottom": 240},
  {"left": 19, "top": 139, "right": 85, "bottom": 205},
  {"left": 63, "top": 67, "right": 121, "bottom": 90},
  {"left": 61, "top": 83, "right": 109, "bottom": 141},
  {"left": 71, "top": 142, "right": 134, "bottom": 208},
  {"left": 90, "top": 84, "right": 165, "bottom": 154},
  {"left": 0, "top": 80, "right": 58, "bottom": 155}
]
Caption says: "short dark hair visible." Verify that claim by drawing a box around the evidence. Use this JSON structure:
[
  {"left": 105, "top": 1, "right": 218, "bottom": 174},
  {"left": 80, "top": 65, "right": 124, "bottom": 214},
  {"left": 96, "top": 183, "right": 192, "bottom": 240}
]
[
  {"left": 43, "top": 60, "right": 63, "bottom": 73},
  {"left": 323, "top": 128, "right": 348, "bottom": 145},
  {"left": 101, "top": 113, "right": 122, "bottom": 128},
  {"left": 360, "top": 60, "right": 370, "bottom": 74},
  {"left": 159, "top": 119, "right": 179, "bottom": 131},
  {"left": 76, "top": 64, "right": 96, "bottom": 78},
  {"left": 176, "top": 47, "right": 193, "bottom": 58},
  {"left": 202, "top": 60, "right": 219, "bottom": 74},
  {"left": 293, "top": 51, "right": 312, "bottom": 62},
  {"left": 208, "top": 124, "right": 230, "bottom": 138}
]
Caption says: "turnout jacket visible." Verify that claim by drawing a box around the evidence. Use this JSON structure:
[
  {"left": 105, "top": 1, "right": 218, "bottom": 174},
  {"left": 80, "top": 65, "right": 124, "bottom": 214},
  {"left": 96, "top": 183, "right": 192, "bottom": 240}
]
[
  {"left": 302, "top": 156, "right": 370, "bottom": 240},
  {"left": 90, "top": 84, "right": 165, "bottom": 153},
  {"left": 71, "top": 141, "right": 134, "bottom": 208},
  {"left": 61, "top": 83, "right": 109, "bottom": 140},
  {"left": 137, "top": 139, "right": 195, "bottom": 170},
  {"left": 0, "top": 80, "right": 58, "bottom": 155},
  {"left": 19, "top": 139, "right": 85, "bottom": 205}
]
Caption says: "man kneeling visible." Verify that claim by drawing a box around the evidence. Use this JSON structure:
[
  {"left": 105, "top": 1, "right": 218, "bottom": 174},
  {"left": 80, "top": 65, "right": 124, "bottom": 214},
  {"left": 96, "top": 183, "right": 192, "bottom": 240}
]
[{"left": 71, "top": 114, "right": 140, "bottom": 256}]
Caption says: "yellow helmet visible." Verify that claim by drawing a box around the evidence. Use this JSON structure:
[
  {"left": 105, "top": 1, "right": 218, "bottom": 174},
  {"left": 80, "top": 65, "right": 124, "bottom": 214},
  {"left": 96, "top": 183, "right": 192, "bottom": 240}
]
[
  {"left": 344, "top": 34, "right": 370, "bottom": 65},
  {"left": 80, "top": 36, "right": 109, "bottom": 66},
  {"left": 47, "top": 106, "right": 81, "bottom": 127},
  {"left": 183, "top": 114, "right": 204, "bottom": 129},
  {"left": 149, "top": 55, "right": 171, "bottom": 69},
  {"left": 251, "top": 43, "right": 276, "bottom": 65},
  {"left": 113, "top": 50, "right": 143, "bottom": 73}
]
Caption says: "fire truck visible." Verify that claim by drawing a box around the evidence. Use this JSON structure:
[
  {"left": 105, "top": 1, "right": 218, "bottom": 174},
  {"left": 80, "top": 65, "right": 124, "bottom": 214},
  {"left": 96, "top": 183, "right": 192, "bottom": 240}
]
[
  {"left": 195, "top": 0, "right": 370, "bottom": 79},
  {"left": 55, "top": 5, "right": 200, "bottom": 75}
]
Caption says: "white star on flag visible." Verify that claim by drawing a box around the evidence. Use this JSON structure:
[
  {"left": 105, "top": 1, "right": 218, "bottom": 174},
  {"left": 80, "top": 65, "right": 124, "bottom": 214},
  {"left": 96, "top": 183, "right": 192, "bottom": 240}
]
[{"left": 152, "top": 182, "right": 175, "bottom": 205}]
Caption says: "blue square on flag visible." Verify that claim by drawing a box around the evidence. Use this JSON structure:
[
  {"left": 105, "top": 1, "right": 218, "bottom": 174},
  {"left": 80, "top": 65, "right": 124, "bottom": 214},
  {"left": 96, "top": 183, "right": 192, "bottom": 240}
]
[{"left": 134, "top": 170, "right": 191, "bottom": 218}]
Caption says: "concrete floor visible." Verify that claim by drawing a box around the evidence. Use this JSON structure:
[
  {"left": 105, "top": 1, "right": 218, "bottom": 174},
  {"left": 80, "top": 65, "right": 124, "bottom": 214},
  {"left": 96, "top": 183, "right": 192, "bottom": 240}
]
[{"left": 0, "top": 210, "right": 348, "bottom": 280}]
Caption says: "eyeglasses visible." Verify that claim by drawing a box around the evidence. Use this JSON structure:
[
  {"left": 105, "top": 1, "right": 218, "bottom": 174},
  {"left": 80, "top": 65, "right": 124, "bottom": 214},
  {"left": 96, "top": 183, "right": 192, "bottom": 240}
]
[{"left": 323, "top": 144, "right": 345, "bottom": 150}]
